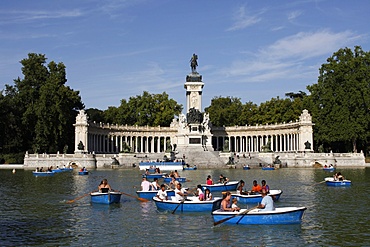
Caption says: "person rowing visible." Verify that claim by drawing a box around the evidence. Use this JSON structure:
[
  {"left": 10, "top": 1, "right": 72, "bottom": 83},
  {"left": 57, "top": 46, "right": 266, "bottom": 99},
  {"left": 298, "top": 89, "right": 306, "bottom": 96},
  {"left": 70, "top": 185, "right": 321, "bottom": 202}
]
[
  {"left": 174, "top": 183, "right": 188, "bottom": 201},
  {"left": 257, "top": 189, "right": 275, "bottom": 211},
  {"left": 98, "top": 179, "right": 112, "bottom": 193},
  {"left": 218, "top": 174, "right": 229, "bottom": 184}
]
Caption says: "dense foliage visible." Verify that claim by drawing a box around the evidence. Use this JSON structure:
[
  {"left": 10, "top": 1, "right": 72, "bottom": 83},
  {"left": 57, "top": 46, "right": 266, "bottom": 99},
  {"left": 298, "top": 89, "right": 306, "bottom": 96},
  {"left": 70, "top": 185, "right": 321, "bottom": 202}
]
[
  {"left": 205, "top": 95, "right": 306, "bottom": 127},
  {"left": 87, "top": 91, "right": 183, "bottom": 127},
  {"left": 0, "top": 53, "right": 84, "bottom": 162},
  {"left": 307, "top": 46, "right": 370, "bottom": 153}
]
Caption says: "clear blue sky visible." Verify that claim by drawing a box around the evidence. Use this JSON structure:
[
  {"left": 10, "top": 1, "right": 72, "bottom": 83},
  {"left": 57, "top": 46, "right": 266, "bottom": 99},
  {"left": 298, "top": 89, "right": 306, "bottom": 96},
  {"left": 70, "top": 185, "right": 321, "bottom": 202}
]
[{"left": 1, "top": 0, "right": 369, "bottom": 112}]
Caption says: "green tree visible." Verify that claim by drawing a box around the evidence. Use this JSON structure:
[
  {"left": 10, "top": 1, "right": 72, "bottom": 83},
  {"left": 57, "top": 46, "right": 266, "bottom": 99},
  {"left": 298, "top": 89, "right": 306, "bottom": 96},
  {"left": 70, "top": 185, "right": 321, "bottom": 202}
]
[
  {"left": 4, "top": 53, "right": 84, "bottom": 155},
  {"left": 307, "top": 46, "right": 370, "bottom": 153},
  {"left": 205, "top": 96, "right": 243, "bottom": 126},
  {"left": 86, "top": 108, "right": 105, "bottom": 123},
  {"left": 93, "top": 91, "right": 182, "bottom": 127},
  {"left": 253, "top": 97, "right": 304, "bottom": 125}
]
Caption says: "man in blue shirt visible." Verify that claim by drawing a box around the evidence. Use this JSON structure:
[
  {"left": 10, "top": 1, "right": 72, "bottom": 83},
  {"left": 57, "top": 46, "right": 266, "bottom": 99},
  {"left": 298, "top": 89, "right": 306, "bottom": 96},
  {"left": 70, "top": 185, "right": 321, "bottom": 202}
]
[{"left": 257, "top": 189, "right": 275, "bottom": 211}]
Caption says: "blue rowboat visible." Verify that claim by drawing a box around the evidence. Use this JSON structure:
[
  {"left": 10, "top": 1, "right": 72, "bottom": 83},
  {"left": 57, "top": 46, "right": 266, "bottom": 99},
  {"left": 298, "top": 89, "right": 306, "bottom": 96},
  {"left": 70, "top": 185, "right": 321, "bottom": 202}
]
[
  {"left": 183, "top": 165, "right": 197, "bottom": 170},
  {"left": 52, "top": 169, "right": 64, "bottom": 173},
  {"left": 32, "top": 171, "right": 55, "bottom": 177},
  {"left": 90, "top": 191, "right": 122, "bottom": 204},
  {"left": 201, "top": 181, "right": 239, "bottom": 192},
  {"left": 78, "top": 171, "right": 89, "bottom": 175},
  {"left": 142, "top": 173, "right": 166, "bottom": 179},
  {"left": 323, "top": 167, "right": 335, "bottom": 172},
  {"left": 163, "top": 177, "right": 187, "bottom": 183},
  {"left": 325, "top": 177, "right": 351, "bottom": 186},
  {"left": 262, "top": 167, "right": 275, "bottom": 170},
  {"left": 136, "top": 190, "right": 175, "bottom": 199},
  {"left": 212, "top": 206, "right": 307, "bottom": 225},
  {"left": 231, "top": 190, "right": 283, "bottom": 204},
  {"left": 60, "top": 168, "right": 73, "bottom": 172},
  {"left": 153, "top": 196, "right": 222, "bottom": 212},
  {"left": 243, "top": 166, "right": 250, "bottom": 170}
]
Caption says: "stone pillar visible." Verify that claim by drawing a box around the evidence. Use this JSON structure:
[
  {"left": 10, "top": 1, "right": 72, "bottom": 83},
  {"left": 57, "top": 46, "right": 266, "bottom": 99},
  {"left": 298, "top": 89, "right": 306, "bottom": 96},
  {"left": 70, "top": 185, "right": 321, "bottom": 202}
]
[
  {"left": 74, "top": 110, "right": 89, "bottom": 154},
  {"left": 298, "top": 109, "right": 314, "bottom": 152},
  {"left": 184, "top": 73, "right": 204, "bottom": 113}
]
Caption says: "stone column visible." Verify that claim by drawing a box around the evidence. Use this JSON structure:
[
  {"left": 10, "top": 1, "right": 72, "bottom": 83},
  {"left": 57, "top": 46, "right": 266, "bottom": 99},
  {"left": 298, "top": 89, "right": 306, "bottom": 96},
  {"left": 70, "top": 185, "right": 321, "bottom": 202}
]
[{"left": 74, "top": 110, "right": 89, "bottom": 154}]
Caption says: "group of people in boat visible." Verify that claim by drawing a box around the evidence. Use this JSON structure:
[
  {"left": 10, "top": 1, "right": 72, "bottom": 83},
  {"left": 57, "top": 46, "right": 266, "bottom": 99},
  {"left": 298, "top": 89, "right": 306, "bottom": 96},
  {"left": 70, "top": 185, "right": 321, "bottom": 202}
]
[
  {"left": 324, "top": 164, "right": 335, "bottom": 168},
  {"left": 35, "top": 166, "right": 53, "bottom": 172},
  {"left": 79, "top": 167, "right": 87, "bottom": 172},
  {"left": 221, "top": 188, "right": 275, "bottom": 212},
  {"left": 237, "top": 179, "right": 270, "bottom": 195},
  {"left": 141, "top": 176, "right": 162, "bottom": 191},
  {"left": 333, "top": 172, "right": 345, "bottom": 181},
  {"left": 35, "top": 165, "right": 71, "bottom": 172},
  {"left": 205, "top": 174, "right": 229, "bottom": 185}
]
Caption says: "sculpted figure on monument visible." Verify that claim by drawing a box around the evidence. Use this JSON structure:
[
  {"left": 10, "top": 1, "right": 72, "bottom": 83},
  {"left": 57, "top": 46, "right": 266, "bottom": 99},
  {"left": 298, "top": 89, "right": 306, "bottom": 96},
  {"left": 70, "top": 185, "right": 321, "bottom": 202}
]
[
  {"left": 190, "top": 53, "right": 198, "bottom": 73},
  {"left": 187, "top": 107, "right": 203, "bottom": 124},
  {"left": 304, "top": 141, "right": 311, "bottom": 150}
]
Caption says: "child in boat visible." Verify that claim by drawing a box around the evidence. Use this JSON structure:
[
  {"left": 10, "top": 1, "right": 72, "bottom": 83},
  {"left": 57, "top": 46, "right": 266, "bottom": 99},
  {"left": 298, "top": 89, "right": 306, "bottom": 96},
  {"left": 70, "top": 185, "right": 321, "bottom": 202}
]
[
  {"left": 204, "top": 188, "right": 213, "bottom": 201},
  {"left": 231, "top": 198, "right": 240, "bottom": 211},
  {"left": 196, "top": 185, "right": 204, "bottom": 201},
  {"left": 237, "top": 180, "right": 248, "bottom": 195}
]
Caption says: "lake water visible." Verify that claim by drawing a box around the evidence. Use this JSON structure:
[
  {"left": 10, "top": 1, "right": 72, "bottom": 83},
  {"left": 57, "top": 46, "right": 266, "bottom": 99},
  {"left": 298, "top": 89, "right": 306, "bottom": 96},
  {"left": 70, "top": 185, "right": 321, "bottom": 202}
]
[{"left": 1, "top": 167, "right": 369, "bottom": 246}]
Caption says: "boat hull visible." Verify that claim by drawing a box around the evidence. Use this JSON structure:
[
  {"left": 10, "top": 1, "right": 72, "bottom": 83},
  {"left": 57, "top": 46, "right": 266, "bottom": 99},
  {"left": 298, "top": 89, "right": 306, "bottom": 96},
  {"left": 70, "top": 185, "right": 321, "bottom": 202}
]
[
  {"left": 143, "top": 174, "right": 166, "bottom": 179},
  {"left": 262, "top": 167, "right": 275, "bottom": 170},
  {"left": 32, "top": 171, "right": 55, "bottom": 177},
  {"left": 212, "top": 207, "right": 307, "bottom": 225},
  {"left": 326, "top": 180, "right": 351, "bottom": 186},
  {"left": 136, "top": 190, "right": 175, "bottom": 199},
  {"left": 201, "top": 181, "right": 239, "bottom": 192},
  {"left": 243, "top": 166, "right": 250, "bottom": 170},
  {"left": 153, "top": 196, "right": 222, "bottom": 212},
  {"left": 163, "top": 177, "right": 187, "bottom": 183},
  {"left": 232, "top": 190, "right": 283, "bottom": 204},
  {"left": 323, "top": 167, "right": 335, "bottom": 172},
  {"left": 78, "top": 171, "right": 89, "bottom": 175},
  {"left": 324, "top": 177, "right": 351, "bottom": 186},
  {"left": 139, "top": 161, "right": 184, "bottom": 171},
  {"left": 51, "top": 169, "right": 64, "bottom": 173},
  {"left": 90, "top": 192, "right": 122, "bottom": 204},
  {"left": 183, "top": 166, "right": 197, "bottom": 170}
]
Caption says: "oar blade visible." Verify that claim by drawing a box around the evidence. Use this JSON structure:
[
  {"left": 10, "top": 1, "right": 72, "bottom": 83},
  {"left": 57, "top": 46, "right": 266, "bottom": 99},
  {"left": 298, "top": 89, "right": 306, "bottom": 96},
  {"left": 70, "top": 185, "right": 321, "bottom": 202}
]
[
  {"left": 120, "top": 191, "right": 149, "bottom": 202},
  {"left": 213, "top": 215, "right": 235, "bottom": 226}
]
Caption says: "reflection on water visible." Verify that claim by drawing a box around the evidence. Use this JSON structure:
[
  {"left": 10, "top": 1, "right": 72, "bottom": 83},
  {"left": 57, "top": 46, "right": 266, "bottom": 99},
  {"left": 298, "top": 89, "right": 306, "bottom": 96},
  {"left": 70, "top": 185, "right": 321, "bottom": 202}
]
[{"left": 0, "top": 167, "right": 369, "bottom": 246}]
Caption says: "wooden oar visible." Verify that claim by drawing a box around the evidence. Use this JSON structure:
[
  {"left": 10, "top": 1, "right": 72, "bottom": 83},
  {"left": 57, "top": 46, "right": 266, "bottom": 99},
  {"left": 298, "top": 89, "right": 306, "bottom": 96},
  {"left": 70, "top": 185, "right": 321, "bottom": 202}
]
[
  {"left": 172, "top": 199, "right": 185, "bottom": 214},
  {"left": 66, "top": 192, "right": 92, "bottom": 204},
  {"left": 213, "top": 206, "right": 258, "bottom": 226},
  {"left": 120, "top": 191, "right": 149, "bottom": 202},
  {"left": 310, "top": 180, "right": 326, "bottom": 186}
]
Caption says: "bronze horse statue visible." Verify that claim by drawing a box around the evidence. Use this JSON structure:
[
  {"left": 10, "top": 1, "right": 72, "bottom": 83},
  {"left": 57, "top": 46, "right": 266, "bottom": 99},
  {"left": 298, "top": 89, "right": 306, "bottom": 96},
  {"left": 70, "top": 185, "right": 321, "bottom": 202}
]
[{"left": 190, "top": 54, "right": 198, "bottom": 73}]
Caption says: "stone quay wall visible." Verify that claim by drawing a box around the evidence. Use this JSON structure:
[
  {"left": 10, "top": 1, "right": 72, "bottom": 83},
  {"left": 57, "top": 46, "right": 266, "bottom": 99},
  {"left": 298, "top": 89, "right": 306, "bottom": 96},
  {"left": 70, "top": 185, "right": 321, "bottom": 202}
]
[{"left": 21, "top": 150, "right": 366, "bottom": 169}]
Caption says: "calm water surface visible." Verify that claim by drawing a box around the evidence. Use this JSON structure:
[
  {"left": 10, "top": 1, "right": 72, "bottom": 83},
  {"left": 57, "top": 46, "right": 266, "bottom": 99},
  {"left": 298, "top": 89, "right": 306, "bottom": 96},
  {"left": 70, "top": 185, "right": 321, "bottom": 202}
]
[{"left": 0, "top": 166, "right": 369, "bottom": 246}]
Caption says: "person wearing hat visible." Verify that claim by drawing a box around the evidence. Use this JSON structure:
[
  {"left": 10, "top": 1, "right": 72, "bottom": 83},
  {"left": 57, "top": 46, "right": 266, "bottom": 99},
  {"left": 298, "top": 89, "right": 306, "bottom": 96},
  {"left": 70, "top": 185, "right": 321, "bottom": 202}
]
[{"left": 257, "top": 189, "right": 275, "bottom": 211}]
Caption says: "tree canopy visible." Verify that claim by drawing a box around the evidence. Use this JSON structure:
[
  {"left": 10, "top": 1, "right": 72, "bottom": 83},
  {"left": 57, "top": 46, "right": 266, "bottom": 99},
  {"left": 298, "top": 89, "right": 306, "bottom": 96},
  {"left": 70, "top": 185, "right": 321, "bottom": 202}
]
[
  {"left": 88, "top": 91, "right": 183, "bottom": 127},
  {"left": 307, "top": 46, "right": 370, "bottom": 153},
  {"left": 0, "top": 53, "right": 83, "bottom": 159}
]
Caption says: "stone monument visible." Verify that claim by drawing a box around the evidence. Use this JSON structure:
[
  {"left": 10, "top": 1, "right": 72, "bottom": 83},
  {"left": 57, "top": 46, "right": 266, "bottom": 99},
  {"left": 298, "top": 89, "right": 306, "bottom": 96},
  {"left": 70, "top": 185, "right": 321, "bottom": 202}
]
[{"left": 175, "top": 54, "right": 213, "bottom": 152}]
